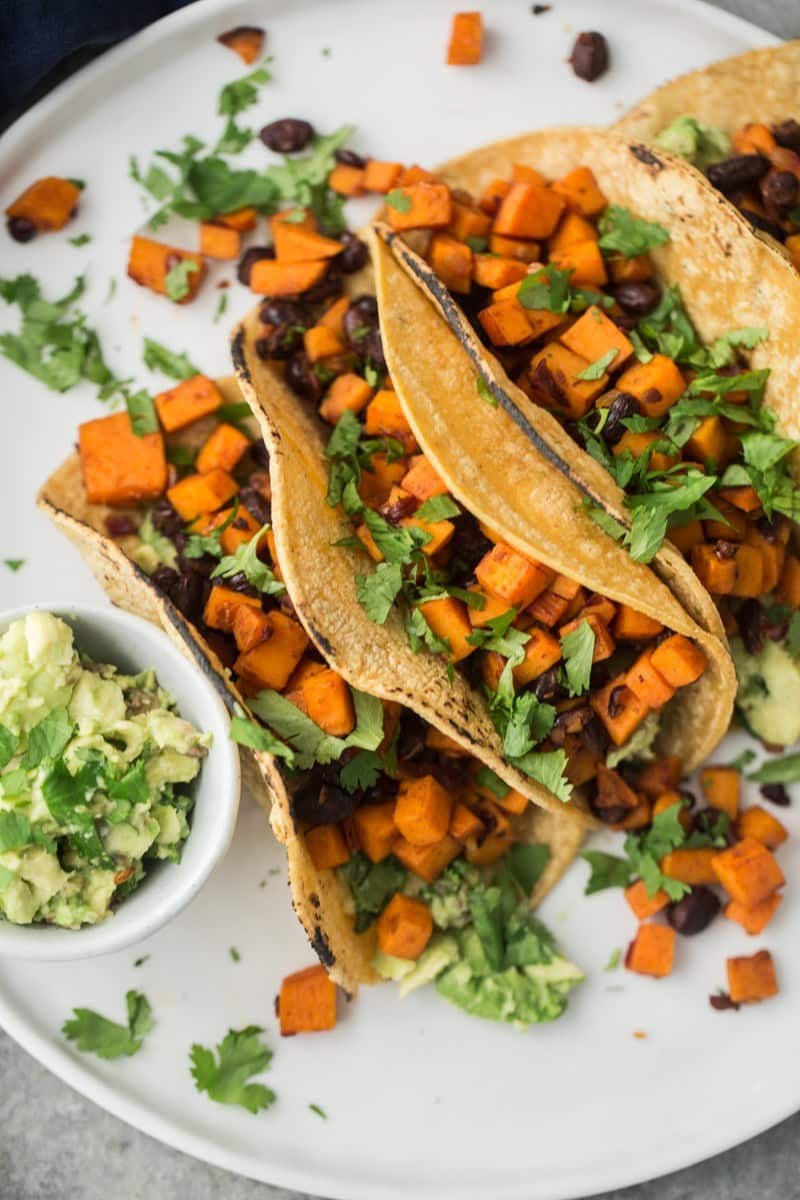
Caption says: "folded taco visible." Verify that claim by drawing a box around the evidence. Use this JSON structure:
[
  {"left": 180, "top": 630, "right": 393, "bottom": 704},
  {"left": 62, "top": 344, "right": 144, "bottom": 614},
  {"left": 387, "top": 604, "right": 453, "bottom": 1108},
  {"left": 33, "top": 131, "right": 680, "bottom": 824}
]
[
  {"left": 616, "top": 40, "right": 800, "bottom": 269},
  {"left": 37, "top": 376, "right": 584, "bottom": 1008},
  {"left": 232, "top": 218, "right": 734, "bottom": 836},
  {"left": 369, "top": 127, "right": 800, "bottom": 748}
]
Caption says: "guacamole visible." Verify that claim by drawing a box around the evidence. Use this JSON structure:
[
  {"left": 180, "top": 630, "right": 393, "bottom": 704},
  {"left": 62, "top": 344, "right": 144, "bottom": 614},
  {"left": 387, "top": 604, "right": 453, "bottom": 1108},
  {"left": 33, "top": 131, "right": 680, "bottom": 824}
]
[
  {"left": 731, "top": 635, "right": 800, "bottom": 748},
  {"left": 0, "top": 611, "right": 211, "bottom": 928}
]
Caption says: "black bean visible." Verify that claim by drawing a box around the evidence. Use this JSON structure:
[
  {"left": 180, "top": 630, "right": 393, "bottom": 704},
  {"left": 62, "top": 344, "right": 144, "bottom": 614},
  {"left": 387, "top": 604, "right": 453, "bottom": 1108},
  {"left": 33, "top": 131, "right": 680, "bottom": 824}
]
[
  {"left": 150, "top": 565, "right": 180, "bottom": 595},
  {"left": 222, "top": 571, "right": 260, "bottom": 597},
  {"left": 709, "top": 991, "right": 739, "bottom": 1011},
  {"left": 239, "top": 484, "right": 271, "bottom": 525},
  {"left": 569, "top": 31, "right": 609, "bottom": 82},
  {"left": 739, "top": 599, "right": 765, "bottom": 657},
  {"left": 338, "top": 231, "right": 368, "bottom": 274},
  {"left": 667, "top": 886, "right": 721, "bottom": 936},
  {"left": 291, "top": 781, "right": 356, "bottom": 827},
  {"left": 706, "top": 155, "right": 770, "bottom": 193},
  {"left": 760, "top": 783, "right": 790, "bottom": 807},
  {"left": 255, "top": 323, "right": 305, "bottom": 361},
  {"left": 379, "top": 489, "right": 417, "bottom": 524},
  {"left": 601, "top": 391, "right": 639, "bottom": 447},
  {"left": 589, "top": 661, "right": 611, "bottom": 692},
  {"left": 334, "top": 148, "right": 366, "bottom": 169},
  {"left": 237, "top": 246, "right": 274, "bottom": 287},
  {"left": 285, "top": 352, "right": 324, "bottom": 403},
  {"left": 448, "top": 516, "right": 492, "bottom": 577},
  {"left": 612, "top": 280, "right": 660, "bottom": 318},
  {"left": 7, "top": 216, "right": 36, "bottom": 242},
  {"left": 150, "top": 497, "right": 183, "bottom": 538},
  {"left": 361, "top": 328, "right": 386, "bottom": 370},
  {"left": 105, "top": 515, "right": 137, "bottom": 537},
  {"left": 550, "top": 706, "right": 594, "bottom": 747},
  {"left": 714, "top": 539, "right": 737, "bottom": 560},
  {"left": 260, "top": 118, "right": 315, "bottom": 154},
  {"left": 607, "top": 685, "right": 626, "bottom": 719},
  {"left": 259, "top": 297, "right": 309, "bottom": 328},
  {"left": 343, "top": 298, "right": 379, "bottom": 347},
  {"left": 303, "top": 268, "right": 343, "bottom": 305},
  {"left": 773, "top": 119, "right": 800, "bottom": 153},
  {"left": 248, "top": 439, "right": 269, "bottom": 469},
  {"left": 738, "top": 207, "right": 786, "bottom": 241},
  {"left": 397, "top": 712, "right": 428, "bottom": 763},
  {"left": 694, "top": 808, "right": 735, "bottom": 845},
  {"left": 532, "top": 666, "right": 567, "bottom": 703},
  {"left": 760, "top": 169, "right": 799, "bottom": 215}
]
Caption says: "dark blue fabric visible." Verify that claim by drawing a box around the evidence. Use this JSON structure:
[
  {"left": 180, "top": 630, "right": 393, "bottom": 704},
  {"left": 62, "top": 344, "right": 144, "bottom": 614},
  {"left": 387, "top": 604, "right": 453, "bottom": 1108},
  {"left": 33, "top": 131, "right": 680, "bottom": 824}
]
[{"left": 0, "top": 0, "right": 195, "bottom": 117}]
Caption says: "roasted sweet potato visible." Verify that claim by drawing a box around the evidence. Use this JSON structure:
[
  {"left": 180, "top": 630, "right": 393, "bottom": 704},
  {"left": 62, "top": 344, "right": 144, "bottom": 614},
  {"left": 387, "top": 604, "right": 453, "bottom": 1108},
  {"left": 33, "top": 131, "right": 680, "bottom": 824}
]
[
  {"left": 273, "top": 223, "right": 343, "bottom": 264},
  {"left": 234, "top": 611, "right": 310, "bottom": 691},
  {"left": 526, "top": 342, "right": 606, "bottom": 418},
  {"left": 203, "top": 586, "right": 261, "bottom": 634},
  {"left": 386, "top": 183, "right": 452, "bottom": 231},
  {"left": 513, "top": 627, "right": 564, "bottom": 684},
  {"left": 155, "top": 375, "right": 222, "bottom": 433},
  {"left": 196, "top": 422, "right": 250, "bottom": 474},
  {"left": 353, "top": 800, "right": 397, "bottom": 863},
  {"left": 6, "top": 176, "right": 81, "bottom": 233},
  {"left": 712, "top": 837, "right": 785, "bottom": 907},
  {"left": 394, "top": 775, "right": 453, "bottom": 846},
  {"left": 478, "top": 298, "right": 535, "bottom": 347},
  {"left": 357, "top": 451, "right": 409, "bottom": 508},
  {"left": 560, "top": 306, "right": 633, "bottom": 371},
  {"left": 736, "top": 806, "right": 789, "bottom": 850},
  {"left": 649, "top": 635, "right": 707, "bottom": 688},
  {"left": 475, "top": 542, "right": 553, "bottom": 607},
  {"left": 593, "top": 763, "right": 640, "bottom": 822},
  {"left": 691, "top": 544, "right": 737, "bottom": 596},
  {"left": 199, "top": 220, "right": 240, "bottom": 260},
  {"left": 216, "top": 206, "right": 257, "bottom": 232},
  {"left": 446, "top": 11, "right": 484, "bottom": 65},
  {"left": 250, "top": 258, "right": 329, "bottom": 296},
  {"left": 304, "top": 325, "right": 346, "bottom": 362},
  {"left": 548, "top": 212, "right": 598, "bottom": 255},
  {"left": 626, "top": 924, "right": 676, "bottom": 978},
  {"left": 429, "top": 234, "right": 473, "bottom": 294},
  {"left": 725, "top": 892, "right": 783, "bottom": 936},
  {"left": 625, "top": 879, "right": 669, "bottom": 920},
  {"left": 551, "top": 166, "right": 607, "bottom": 216},
  {"left": 278, "top": 964, "right": 337, "bottom": 1035},
  {"left": 626, "top": 649, "right": 675, "bottom": 709},
  {"left": 305, "top": 822, "right": 352, "bottom": 869},
  {"left": 127, "top": 235, "right": 205, "bottom": 303},
  {"left": 418, "top": 596, "right": 474, "bottom": 662},
  {"left": 393, "top": 833, "right": 461, "bottom": 882},
  {"left": 637, "top": 756, "right": 682, "bottom": 800},
  {"left": 166, "top": 468, "right": 238, "bottom": 519},
  {"left": 319, "top": 373, "right": 374, "bottom": 423},
  {"left": 401, "top": 455, "right": 448, "bottom": 502},
  {"left": 232, "top": 605, "right": 273, "bottom": 653},
  {"left": 590, "top": 679, "right": 649, "bottom": 746},
  {"left": 549, "top": 239, "right": 608, "bottom": 287},
  {"left": 613, "top": 604, "right": 663, "bottom": 641},
  {"left": 377, "top": 893, "right": 433, "bottom": 959},
  {"left": 616, "top": 355, "right": 686, "bottom": 418},
  {"left": 217, "top": 25, "right": 265, "bottom": 64},
  {"left": 473, "top": 255, "right": 529, "bottom": 290},
  {"left": 727, "top": 949, "right": 779, "bottom": 1005},
  {"left": 661, "top": 847, "right": 718, "bottom": 886},
  {"left": 448, "top": 198, "right": 492, "bottom": 241},
  {"left": 699, "top": 766, "right": 740, "bottom": 820},
  {"left": 364, "top": 389, "right": 417, "bottom": 452},
  {"left": 363, "top": 160, "right": 403, "bottom": 193},
  {"left": 494, "top": 182, "right": 565, "bottom": 240},
  {"left": 449, "top": 800, "right": 485, "bottom": 842},
  {"left": 78, "top": 412, "right": 167, "bottom": 506},
  {"left": 329, "top": 164, "right": 366, "bottom": 196}
]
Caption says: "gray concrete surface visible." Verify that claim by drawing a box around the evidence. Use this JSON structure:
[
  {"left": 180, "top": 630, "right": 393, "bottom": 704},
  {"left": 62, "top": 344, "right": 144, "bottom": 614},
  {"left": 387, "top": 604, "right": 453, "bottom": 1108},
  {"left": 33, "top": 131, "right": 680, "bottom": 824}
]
[{"left": 3, "top": 0, "right": 800, "bottom": 1198}]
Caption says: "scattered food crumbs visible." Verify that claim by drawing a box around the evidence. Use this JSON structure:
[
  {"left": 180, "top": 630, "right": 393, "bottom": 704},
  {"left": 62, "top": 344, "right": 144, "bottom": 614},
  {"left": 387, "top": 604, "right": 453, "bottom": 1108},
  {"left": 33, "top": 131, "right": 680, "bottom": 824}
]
[
  {"left": 258, "top": 879, "right": 267, "bottom": 888},
  {"left": 68, "top": 233, "right": 91, "bottom": 247},
  {"left": 216, "top": 25, "right": 265, "bottom": 65},
  {"left": 604, "top": 949, "right": 621, "bottom": 971},
  {"left": 104, "top": 278, "right": 117, "bottom": 303},
  {"left": 309, "top": 1103, "right": 328, "bottom": 1119},
  {"left": 268, "top": 867, "right": 280, "bottom": 876},
  {"left": 134, "top": 955, "right": 150, "bottom": 968},
  {"left": 321, "top": 47, "right": 331, "bottom": 57},
  {"left": 230, "top": 946, "right": 241, "bottom": 962},
  {"left": 710, "top": 990, "right": 740, "bottom": 1012},
  {"left": 531, "top": 3, "right": 551, "bottom": 12},
  {"left": 632, "top": 1031, "right": 648, "bottom": 1039},
  {"left": 3, "top": 559, "right": 24, "bottom": 572},
  {"left": 214, "top": 292, "right": 229, "bottom": 323}
]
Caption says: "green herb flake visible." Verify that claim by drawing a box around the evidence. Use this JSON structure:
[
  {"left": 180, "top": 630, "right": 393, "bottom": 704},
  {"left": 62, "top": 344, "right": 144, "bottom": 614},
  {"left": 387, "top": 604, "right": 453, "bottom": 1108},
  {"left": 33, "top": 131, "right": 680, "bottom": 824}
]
[
  {"left": 190, "top": 1025, "right": 276, "bottom": 1113},
  {"left": 125, "top": 389, "right": 159, "bottom": 437},
  {"left": 385, "top": 189, "right": 412, "bottom": 213},
  {"left": 475, "top": 374, "right": 497, "bottom": 406},
  {"left": 581, "top": 850, "right": 632, "bottom": 895},
  {"left": 68, "top": 233, "right": 92, "bottom": 247},
  {"left": 598, "top": 206, "right": 670, "bottom": 259},
  {"left": 604, "top": 948, "right": 622, "bottom": 972},
  {"left": 229, "top": 946, "right": 241, "bottom": 963},
  {"left": 62, "top": 991, "right": 154, "bottom": 1060},
  {"left": 164, "top": 259, "right": 201, "bottom": 303},
  {"left": 3, "top": 558, "right": 24, "bottom": 572},
  {"left": 560, "top": 618, "right": 595, "bottom": 697},
  {"left": 747, "top": 754, "right": 800, "bottom": 785},
  {"left": 214, "top": 292, "right": 229, "bottom": 323},
  {"left": 142, "top": 337, "right": 199, "bottom": 380},
  {"left": 575, "top": 348, "right": 618, "bottom": 381},
  {"left": 309, "top": 1103, "right": 328, "bottom": 1118}
]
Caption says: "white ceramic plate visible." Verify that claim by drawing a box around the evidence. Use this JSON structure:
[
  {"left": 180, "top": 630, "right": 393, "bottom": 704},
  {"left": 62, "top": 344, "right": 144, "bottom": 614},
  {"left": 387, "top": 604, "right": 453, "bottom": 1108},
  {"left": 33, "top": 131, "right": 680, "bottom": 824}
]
[{"left": 0, "top": 2, "right": 793, "bottom": 1197}]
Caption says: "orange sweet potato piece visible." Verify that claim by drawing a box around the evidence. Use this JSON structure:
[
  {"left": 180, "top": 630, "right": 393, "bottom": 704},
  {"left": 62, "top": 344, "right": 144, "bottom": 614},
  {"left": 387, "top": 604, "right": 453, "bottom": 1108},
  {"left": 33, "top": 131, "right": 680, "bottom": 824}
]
[
  {"left": 127, "top": 235, "right": 204, "bottom": 303},
  {"left": 494, "top": 182, "right": 565, "bottom": 239},
  {"left": 364, "top": 389, "right": 417, "bottom": 452},
  {"left": 712, "top": 837, "right": 785, "bottom": 906},
  {"left": 590, "top": 679, "right": 650, "bottom": 746},
  {"left": 466, "top": 587, "right": 513, "bottom": 628},
  {"left": 652, "top": 790, "right": 692, "bottom": 832},
  {"left": 661, "top": 847, "right": 718, "bottom": 886},
  {"left": 394, "top": 775, "right": 453, "bottom": 846},
  {"left": 625, "top": 924, "right": 675, "bottom": 978},
  {"left": 353, "top": 801, "right": 397, "bottom": 863},
  {"left": 626, "top": 649, "right": 675, "bottom": 709},
  {"left": 560, "top": 306, "right": 633, "bottom": 369},
  {"left": 446, "top": 11, "right": 484, "bottom": 65},
  {"left": 273, "top": 223, "right": 343, "bottom": 263},
  {"left": 725, "top": 893, "right": 783, "bottom": 936},
  {"left": 613, "top": 430, "right": 679, "bottom": 474},
  {"left": 549, "top": 212, "right": 599, "bottom": 255},
  {"left": 216, "top": 205, "right": 257, "bottom": 231},
  {"left": 478, "top": 298, "right": 535, "bottom": 346},
  {"left": 613, "top": 604, "right": 663, "bottom": 641},
  {"left": 475, "top": 542, "right": 554, "bottom": 607},
  {"left": 78, "top": 412, "right": 167, "bottom": 506},
  {"left": 625, "top": 879, "right": 669, "bottom": 920},
  {"left": 199, "top": 220, "right": 240, "bottom": 260},
  {"left": 776, "top": 555, "right": 800, "bottom": 607},
  {"left": 551, "top": 166, "right": 608, "bottom": 216},
  {"left": 479, "top": 177, "right": 511, "bottom": 215},
  {"left": 278, "top": 964, "right": 337, "bottom": 1035},
  {"left": 736, "top": 806, "right": 789, "bottom": 850},
  {"left": 249, "top": 259, "right": 329, "bottom": 295},
  {"left": 319, "top": 373, "right": 374, "bottom": 423},
  {"left": 745, "top": 526, "right": 784, "bottom": 594},
  {"left": 637, "top": 757, "right": 682, "bottom": 800},
  {"left": 358, "top": 451, "right": 409, "bottom": 508},
  {"left": 6, "top": 176, "right": 81, "bottom": 232},
  {"left": 733, "top": 123, "right": 777, "bottom": 156},
  {"left": 377, "top": 893, "right": 433, "bottom": 959},
  {"left": 526, "top": 342, "right": 606, "bottom": 418},
  {"left": 418, "top": 596, "right": 475, "bottom": 662},
  {"left": 608, "top": 252, "right": 653, "bottom": 283},
  {"left": 489, "top": 234, "right": 541, "bottom": 262},
  {"left": 685, "top": 415, "right": 731, "bottom": 467},
  {"left": 650, "top": 634, "right": 707, "bottom": 688},
  {"left": 429, "top": 234, "right": 473, "bottom": 293},
  {"left": 592, "top": 762, "right": 641, "bottom": 822},
  {"left": 472, "top": 255, "right": 529, "bottom": 290},
  {"left": 356, "top": 522, "right": 383, "bottom": 562},
  {"left": 669, "top": 520, "right": 705, "bottom": 556},
  {"left": 699, "top": 766, "right": 740, "bottom": 820},
  {"left": 166, "top": 468, "right": 237, "bottom": 520},
  {"left": 217, "top": 25, "right": 265, "bottom": 64},
  {"left": 329, "top": 163, "right": 366, "bottom": 196},
  {"left": 393, "top": 833, "right": 461, "bottom": 882},
  {"left": 234, "top": 611, "right": 310, "bottom": 691},
  {"left": 318, "top": 296, "right": 350, "bottom": 338},
  {"left": 232, "top": 605, "right": 273, "bottom": 653},
  {"left": 615, "top": 355, "right": 686, "bottom": 417},
  {"left": 155, "top": 375, "right": 222, "bottom": 433},
  {"left": 727, "top": 949, "right": 779, "bottom": 1004},
  {"left": 550, "top": 239, "right": 608, "bottom": 287},
  {"left": 195, "top": 423, "right": 250, "bottom": 474},
  {"left": 386, "top": 183, "right": 452, "bottom": 231},
  {"left": 301, "top": 668, "right": 355, "bottom": 736},
  {"left": 449, "top": 801, "right": 485, "bottom": 842},
  {"left": 304, "top": 325, "right": 346, "bottom": 362},
  {"left": 691, "top": 543, "right": 738, "bottom": 596},
  {"left": 203, "top": 586, "right": 262, "bottom": 633},
  {"left": 730, "top": 543, "right": 765, "bottom": 599},
  {"left": 401, "top": 455, "right": 448, "bottom": 502},
  {"left": 559, "top": 612, "right": 615, "bottom": 662},
  {"left": 425, "top": 728, "right": 469, "bottom": 755},
  {"left": 717, "top": 484, "right": 762, "bottom": 513},
  {"left": 363, "top": 160, "right": 403, "bottom": 193},
  {"left": 448, "top": 198, "right": 492, "bottom": 241},
  {"left": 513, "top": 627, "right": 563, "bottom": 685}
]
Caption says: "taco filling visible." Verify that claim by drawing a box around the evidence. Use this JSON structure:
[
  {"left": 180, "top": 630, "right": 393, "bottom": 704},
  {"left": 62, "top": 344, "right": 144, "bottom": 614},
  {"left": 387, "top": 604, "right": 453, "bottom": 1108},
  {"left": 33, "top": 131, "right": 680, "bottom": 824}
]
[
  {"left": 246, "top": 281, "right": 711, "bottom": 819},
  {"left": 369, "top": 161, "right": 800, "bottom": 746}
]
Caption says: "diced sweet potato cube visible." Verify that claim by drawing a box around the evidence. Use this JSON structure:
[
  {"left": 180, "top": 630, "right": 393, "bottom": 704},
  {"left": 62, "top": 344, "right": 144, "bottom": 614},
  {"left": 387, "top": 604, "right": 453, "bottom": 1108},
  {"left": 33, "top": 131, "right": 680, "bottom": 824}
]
[
  {"left": 234, "top": 611, "right": 310, "bottom": 691},
  {"left": 329, "top": 163, "right": 366, "bottom": 196},
  {"left": 661, "top": 847, "right": 718, "bottom": 886},
  {"left": 203, "top": 586, "right": 262, "bottom": 633},
  {"left": 166, "top": 468, "right": 238, "bottom": 519},
  {"left": 745, "top": 526, "right": 784, "bottom": 594},
  {"left": 446, "top": 11, "right": 484, "bottom": 65},
  {"left": 479, "top": 177, "right": 510, "bottom": 216},
  {"left": 511, "top": 163, "right": 547, "bottom": 187},
  {"left": 478, "top": 298, "right": 535, "bottom": 346},
  {"left": 217, "top": 26, "right": 265, "bottom": 64},
  {"left": 6, "top": 176, "right": 80, "bottom": 231},
  {"left": 560, "top": 306, "right": 633, "bottom": 370},
  {"left": 448, "top": 198, "right": 492, "bottom": 241},
  {"left": 613, "top": 604, "right": 663, "bottom": 641},
  {"left": 232, "top": 605, "right": 272, "bottom": 653},
  {"left": 669, "top": 520, "right": 705, "bottom": 556},
  {"left": 394, "top": 775, "right": 453, "bottom": 846},
  {"left": 727, "top": 949, "right": 779, "bottom": 1005},
  {"left": 475, "top": 542, "right": 554, "bottom": 607},
  {"left": 496, "top": 787, "right": 529, "bottom": 815},
  {"left": 685, "top": 415, "right": 731, "bottom": 467},
  {"left": 305, "top": 823, "right": 351, "bottom": 869},
  {"left": 398, "top": 164, "right": 439, "bottom": 187},
  {"left": 363, "top": 160, "right": 403, "bottom": 193},
  {"left": 612, "top": 798, "right": 653, "bottom": 832},
  {"left": 468, "top": 587, "right": 513, "bottom": 628},
  {"left": 249, "top": 259, "right": 329, "bottom": 295},
  {"left": 725, "top": 893, "right": 783, "bottom": 936},
  {"left": 527, "top": 588, "right": 570, "bottom": 626},
  {"left": 155, "top": 375, "right": 222, "bottom": 433},
  {"left": 712, "top": 837, "right": 785, "bottom": 906},
  {"left": 549, "top": 240, "right": 608, "bottom": 287},
  {"left": 549, "top": 212, "right": 599, "bottom": 255},
  {"left": 358, "top": 452, "right": 409, "bottom": 508},
  {"left": 449, "top": 801, "right": 485, "bottom": 842},
  {"left": 400, "top": 513, "right": 455, "bottom": 558},
  {"left": 616, "top": 355, "right": 686, "bottom": 417},
  {"left": 699, "top": 766, "right": 740, "bottom": 820},
  {"left": 199, "top": 220, "right": 240, "bottom": 260},
  {"left": 353, "top": 801, "right": 397, "bottom": 863},
  {"left": 472, "top": 255, "right": 529, "bottom": 290},
  {"left": 377, "top": 893, "right": 433, "bottom": 959},
  {"left": 418, "top": 596, "right": 475, "bottom": 662},
  {"left": 304, "top": 325, "right": 346, "bottom": 362},
  {"left": 78, "top": 412, "right": 167, "bottom": 506},
  {"left": 625, "top": 924, "right": 675, "bottom": 978},
  {"left": 637, "top": 756, "right": 682, "bottom": 800},
  {"left": 551, "top": 166, "right": 608, "bottom": 217},
  {"left": 626, "top": 649, "right": 675, "bottom": 709},
  {"left": 278, "top": 964, "right": 337, "bottom": 1035},
  {"left": 401, "top": 455, "right": 448, "bottom": 502},
  {"left": 733, "top": 123, "right": 776, "bottom": 155},
  {"left": 386, "top": 183, "right": 452, "bottom": 231},
  {"left": 526, "top": 342, "right": 606, "bottom": 418},
  {"left": 301, "top": 668, "right": 355, "bottom": 736},
  {"left": 650, "top": 634, "right": 707, "bottom": 688},
  {"left": 513, "top": 627, "right": 563, "bottom": 685},
  {"left": 613, "top": 430, "right": 679, "bottom": 474},
  {"left": 608, "top": 252, "right": 653, "bottom": 283},
  {"left": 127, "top": 235, "right": 205, "bottom": 303},
  {"left": 393, "top": 833, "right": 461, "bottom": 882},
  {"left": 319, "top": 373, "right": 374, "bottom": 424},
  {"left": 730, "top": 543, "right": 765, "bottom": 599},
  {"left": 429, "top": 234, "right": 473, "bottom": 293},
  {"left": 592, "top": 762, "right": 640, "bottom": 822},
  {"left": 272, "top": 223, "right": 342, "bottom": 265},
  {"left": 489, "top": 234, "right": 541, "bottom": 261},
  {"left": 652, "top": 790, "right": 692, "bottom": 831},
  {"left": 590, "top": 678, "right": 650, "bottom": 746},
  {"left": 494, "top": 182, "right": 565, "bottom": 239},
  {"left": 625, "top": 878, "right": 669, "bottom": 920},
  {"left": 776, "top": 555, "right": 800, "bottom": 607},
  {"left": 196, "top": 423, "right": 250, "bottom": 474},
  {"left": 364, "top": 389, "right": 418, "bottom": 452},
  {"left": 691, "top": 543, "right": 738, "bottom": 596},
  {"left": 216, "top": 205, "right": 257, "bottom": 231},
  {"left": 318, "top": 296, "right": 350, "bottom": 338},
  {"left": 736, "top": 806, "right": 789, "bottom": 850},
  {"left": 425, "top": 728, "right": 468, "bottom": 755}
]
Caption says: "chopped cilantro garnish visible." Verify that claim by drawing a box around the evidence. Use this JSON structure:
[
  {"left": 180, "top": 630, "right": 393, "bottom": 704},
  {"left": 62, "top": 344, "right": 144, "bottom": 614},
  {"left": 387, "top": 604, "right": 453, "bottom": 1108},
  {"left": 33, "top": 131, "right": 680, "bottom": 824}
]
[
  {"left": 3, "top": 558, "right": 24, "bottom": 572},
  {"left": 474, "top": 765, "right": 510, "bottom": 800},
  {"left": 214, "top": 292, "right": 229, "bottom": 323},
  {"left": 249, "top": 687, "right": 383, "bottom": 770},
  {"left": 560, "top": 618, "right": 595, "bottom": 696},
  {"left": 414, "top": 494, "right": 460, "bottom": 523},
  {"left": 229, "top": 707, "right": 296, "bottom": 765},
  {"left": 164, "top": 259, "right": 201, "bottom": 303},
  {"left": 575, "top": 347, "right": 618, "bottom": 381},
  {"left": 747, "top": 753, "right": 800, "bottom": 785},
  {"left": 385, "top": 189, "right": 412, "bottom": 212},
  {"left": 142, "top": 337, "right": 199, "bottom": 380},
  {"left": 581, "top": 850, "right": 632, "bottom": 895},
  {"left": 211, "top": 523, "right": 286, "bottom": 595},
  {"left": 309, "top": 1103, "right": 328, "bottom": 1119},
  {"left": 62, "top": 991, "right": 153, "bottom": 1059},
  {"left": 229, "top": 946, "right": 241, "bottom": 962},
  {"left": 190, "top": 1026, "right": 276, "bottom": 1113},
  {"left": 598, "top": 206, "right": 670, "bottom": 258},
  {"left": 605, "top": 948, "right": 622, "bottom": 971},
  {"left": 68, "top": 233, "right": 91, "bottom": 247},
  {"left": 125, "top": 389, "right": 159, "bottom": 437},
  {"left": 475, "top": 374, "right": 497, "bottom": 406}
]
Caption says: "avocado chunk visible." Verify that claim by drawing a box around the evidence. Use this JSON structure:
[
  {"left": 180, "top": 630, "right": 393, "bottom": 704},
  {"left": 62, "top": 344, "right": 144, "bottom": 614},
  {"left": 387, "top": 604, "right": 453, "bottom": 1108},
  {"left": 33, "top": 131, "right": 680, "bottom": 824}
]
[{"left": 731, "top": 635, "right": 800, "bottom": 747}]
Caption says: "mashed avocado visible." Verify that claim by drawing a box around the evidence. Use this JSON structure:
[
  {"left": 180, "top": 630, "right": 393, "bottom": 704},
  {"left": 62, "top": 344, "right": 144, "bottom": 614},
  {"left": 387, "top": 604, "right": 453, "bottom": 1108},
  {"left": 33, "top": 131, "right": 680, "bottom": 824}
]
[
  {"left": 0, "top": 612, "right": 211, "bottom": 929},
  {"left": 731, "top": 635, "right": 800, "bottom": 747},
  {"left": 655, "top": 115, "right": 731, "bottom": 169}
]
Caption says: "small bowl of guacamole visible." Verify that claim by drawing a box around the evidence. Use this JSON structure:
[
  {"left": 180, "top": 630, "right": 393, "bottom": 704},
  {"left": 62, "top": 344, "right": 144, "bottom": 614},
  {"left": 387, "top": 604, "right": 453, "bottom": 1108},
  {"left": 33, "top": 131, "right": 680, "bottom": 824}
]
[{"left": 0, "top": 605, "right": 240, "bottom": 959}]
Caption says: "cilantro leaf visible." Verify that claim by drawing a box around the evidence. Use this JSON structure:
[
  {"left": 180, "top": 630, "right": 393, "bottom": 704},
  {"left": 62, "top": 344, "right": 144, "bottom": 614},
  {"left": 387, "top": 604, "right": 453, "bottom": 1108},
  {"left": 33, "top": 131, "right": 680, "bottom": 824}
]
[
  {"left": 62, "top": 991, "right": 153, "bottom": 1059},
  {"left": 787, "top": 611, "right": 800, "bottom": 657},
  {"left": 142, "top": 338, "right": 199, "bottom": 380},
  {"left": 511, "top": 748, "right": 572, "bottom": 802},
  {"left": 41, "top": 758, "right": 112, "bottom": 866},
  {"left": 211, "top": 524, "right": 286, "bottom": 594},
  {"left": 248, "top": 687, "right": 383, "bottom": 769},
  {"left": 598, "top": 206, "right": 670, "bottom": 258},
  {"left": 356, "top": 562, "right": 404, "bottom": 624},
  {"left": 476, "top": 374, "right": 497, "bottom": 406},
  {"left": 22, "top": 707, "right": 73, "bottom": 769},
  {"left": 190, "top": 1025, "right": 276, "bottom": 1114},
  {"left": 165, "top": 260, "right": 201, "bottom": 303},
  {"left": 68, "top": 233, "right": 92, "bottom": 247},
  {"left": 473, "top": 765, "right": 510, "bottom": 800},
  {"left": 502, "top": 842, "right": 550, "bottom": 894},
  {"left": 0, "top": 725, "right": 19, "bottom": 769},
  {"left": 560, "top": 618, "right": 595, "bottom": 697},
  {"left": 125, "top": 389, "right": 158, "bottom": 437},
  {"left": 517, "top": 265, "right": 573, "bottom": 313},
  {"left": 385, "top": 189, "right": 412, "bottom": 212},
  {"left": 581, "top": 850, "right": 632, "bottom": 895},
  {"left": 414, "top": 495, "right": 460, "bottom": 523},
  {"left": 624, "top": 802, "right": 690, "bottom": 900},
  {"left": 0, "top": 810, "right": 54, "bottom": 854},
  {"left": 339, "top": 853, "right": 407, "bottom": 932},
  {"left": 338, "top": 749, "right": 384, "bottom": 793},
  {"left": 575, "top": 348, "right": 618, "bottom": 381},
  {"left": 3, "top": 558, "right": 24, "bottom": 572},
  {"left": 747, "top": 753, "right": 800, "bottom": 785},
  {"left": 229, "top": 711, "right": 296, "bottom": 764}
]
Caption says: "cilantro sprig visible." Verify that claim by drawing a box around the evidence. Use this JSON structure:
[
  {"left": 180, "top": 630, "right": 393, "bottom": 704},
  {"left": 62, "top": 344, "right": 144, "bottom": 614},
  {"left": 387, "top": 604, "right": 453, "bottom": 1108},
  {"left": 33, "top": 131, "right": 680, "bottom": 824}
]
[
  {"left": 190, "top": 1025, "right": 276, "bottom": 1113},
  {"left": 63, "top": 991, "right": 154, "bottom": 1059}
]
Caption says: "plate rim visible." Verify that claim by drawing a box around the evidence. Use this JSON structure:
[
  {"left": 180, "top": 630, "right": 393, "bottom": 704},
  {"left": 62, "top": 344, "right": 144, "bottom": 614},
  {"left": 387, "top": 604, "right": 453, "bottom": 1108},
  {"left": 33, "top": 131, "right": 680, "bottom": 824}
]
[{"left": 0, "top": 0, "right": 787, "bottom": 1197}]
